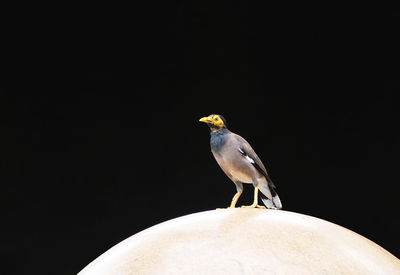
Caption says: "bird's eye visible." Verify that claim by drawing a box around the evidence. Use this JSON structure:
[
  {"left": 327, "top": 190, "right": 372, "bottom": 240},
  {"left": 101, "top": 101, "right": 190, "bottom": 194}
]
[{"left": 215, "top": 117, "right": 219, "bottom": 121}]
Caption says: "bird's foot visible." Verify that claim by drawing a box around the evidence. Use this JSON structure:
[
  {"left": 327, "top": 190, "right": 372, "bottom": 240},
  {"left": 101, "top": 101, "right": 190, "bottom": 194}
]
[{"left": 241, "top": 204, "right": 266, "bottom": 209}]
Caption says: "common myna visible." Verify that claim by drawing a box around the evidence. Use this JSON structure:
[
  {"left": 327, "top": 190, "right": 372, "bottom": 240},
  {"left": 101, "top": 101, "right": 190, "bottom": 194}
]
[{"left": 200, "top": 114, "right": 282, "bottom": 209}]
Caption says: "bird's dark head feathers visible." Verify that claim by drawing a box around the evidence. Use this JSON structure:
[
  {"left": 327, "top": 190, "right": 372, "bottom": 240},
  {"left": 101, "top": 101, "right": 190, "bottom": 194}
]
[{"left": 199, "top": 114, "right": 228, "bottom": 131}]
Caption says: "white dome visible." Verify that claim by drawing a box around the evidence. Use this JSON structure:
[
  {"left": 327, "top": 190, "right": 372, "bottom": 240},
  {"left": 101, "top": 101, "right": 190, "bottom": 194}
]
[{"left": 79, "top": 209, "right": 400, "bottom": 275}]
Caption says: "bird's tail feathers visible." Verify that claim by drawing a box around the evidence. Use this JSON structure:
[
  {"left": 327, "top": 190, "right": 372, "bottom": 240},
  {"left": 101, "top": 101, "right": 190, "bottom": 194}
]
[{"left": 259, "top": 179, "right": 282, "bottom": 209}]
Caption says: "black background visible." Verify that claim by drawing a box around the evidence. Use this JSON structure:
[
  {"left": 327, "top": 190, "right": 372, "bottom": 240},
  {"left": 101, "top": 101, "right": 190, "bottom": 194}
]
[{"left": 2, "top": 3, "right": 400, "bottom": 274}]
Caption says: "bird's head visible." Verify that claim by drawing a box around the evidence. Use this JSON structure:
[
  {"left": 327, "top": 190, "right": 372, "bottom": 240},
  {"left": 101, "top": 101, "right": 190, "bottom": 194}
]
[{"left": 199, "top": 114, "right": 227, "bottom": 131}]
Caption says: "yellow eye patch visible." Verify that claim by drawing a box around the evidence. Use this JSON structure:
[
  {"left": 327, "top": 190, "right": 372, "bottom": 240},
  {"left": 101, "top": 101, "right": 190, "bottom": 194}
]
[{"left": 212, "top": 115, "right": 224, "bottom": 127}]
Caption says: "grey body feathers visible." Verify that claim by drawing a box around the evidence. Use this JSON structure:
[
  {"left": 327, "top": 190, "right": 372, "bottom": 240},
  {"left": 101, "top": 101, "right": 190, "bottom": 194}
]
[{"left": 210, "top": 129, "right": 282, "bottom": 209}]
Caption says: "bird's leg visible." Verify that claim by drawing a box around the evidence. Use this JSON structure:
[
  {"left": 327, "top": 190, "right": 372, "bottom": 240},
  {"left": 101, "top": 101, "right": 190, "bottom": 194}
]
[
  {"left": 241, "top": 186, "right": 266, "bottom": 209},
  {"left": 228, "top": 191, "right": 243, "bottom": 208}
]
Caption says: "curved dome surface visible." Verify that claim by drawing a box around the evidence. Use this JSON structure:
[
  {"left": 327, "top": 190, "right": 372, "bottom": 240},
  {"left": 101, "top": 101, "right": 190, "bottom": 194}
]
[{"left": 79, "top": 209, "right": 400, "bottom": 275}]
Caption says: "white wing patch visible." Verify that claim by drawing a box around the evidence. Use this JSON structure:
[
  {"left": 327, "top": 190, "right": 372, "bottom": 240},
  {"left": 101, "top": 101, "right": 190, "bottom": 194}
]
[
  {"left": 238, "top": 148, "right": 255, "bottom": 164},
  {"left": 245, "top": 155, "right": 255, "bottom": 164}
]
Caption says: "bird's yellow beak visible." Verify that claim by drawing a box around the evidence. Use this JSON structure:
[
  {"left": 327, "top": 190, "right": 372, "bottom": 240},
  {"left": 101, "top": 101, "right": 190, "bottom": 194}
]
[{"left": 199, "top": 116, "right": 212, "bottom": 124}]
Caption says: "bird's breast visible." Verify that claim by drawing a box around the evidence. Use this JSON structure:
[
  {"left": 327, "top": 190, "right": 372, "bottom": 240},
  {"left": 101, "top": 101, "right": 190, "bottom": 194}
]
[
  {"left": 210, "top": 130, "right": 228, "bottom": 152},
  {"left": 212, "top": 148, "right": 254, "bottom": 184}
]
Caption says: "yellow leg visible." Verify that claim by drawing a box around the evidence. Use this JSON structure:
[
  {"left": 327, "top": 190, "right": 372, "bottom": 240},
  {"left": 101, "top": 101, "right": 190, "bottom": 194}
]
[
  {"left": 228, "top": 191, "right": 243, "bottom": 208},
  {"left": 241, "top": 187, "right": 266, "bottom": 209}
]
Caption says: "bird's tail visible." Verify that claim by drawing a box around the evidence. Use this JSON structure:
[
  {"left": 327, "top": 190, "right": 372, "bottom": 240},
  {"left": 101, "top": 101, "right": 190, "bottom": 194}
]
[{"left": 258, "top": 177, "right": 282, "bottom": 209}]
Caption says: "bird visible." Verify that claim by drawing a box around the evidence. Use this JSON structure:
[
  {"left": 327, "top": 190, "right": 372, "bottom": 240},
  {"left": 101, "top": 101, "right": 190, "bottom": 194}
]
[{"left": 199, "top": 114, "right": 282, "bottom": 209}]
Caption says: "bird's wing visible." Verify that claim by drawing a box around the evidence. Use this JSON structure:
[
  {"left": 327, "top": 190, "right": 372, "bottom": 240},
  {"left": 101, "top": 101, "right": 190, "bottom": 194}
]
[{"left": 234, "top": 134, "right": 276, "bottom": 188}]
